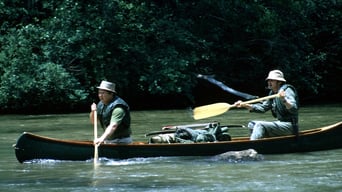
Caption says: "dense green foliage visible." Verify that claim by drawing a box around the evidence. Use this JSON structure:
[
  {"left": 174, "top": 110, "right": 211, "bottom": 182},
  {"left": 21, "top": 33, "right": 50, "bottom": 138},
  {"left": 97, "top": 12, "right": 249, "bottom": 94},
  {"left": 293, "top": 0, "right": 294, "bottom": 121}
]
[{"left": 0, "top": 0, "right": 341, "bottom": 113}]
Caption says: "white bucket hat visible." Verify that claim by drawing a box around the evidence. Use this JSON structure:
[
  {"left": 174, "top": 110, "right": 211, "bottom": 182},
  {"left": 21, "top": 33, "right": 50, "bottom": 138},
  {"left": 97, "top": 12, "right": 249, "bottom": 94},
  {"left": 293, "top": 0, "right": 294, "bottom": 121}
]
[
  {"left": 97, "top": 81, "right": 116, "bottom": 93},
  {"left": 265, "top": 70, "right": 286, "bottom": 82}
]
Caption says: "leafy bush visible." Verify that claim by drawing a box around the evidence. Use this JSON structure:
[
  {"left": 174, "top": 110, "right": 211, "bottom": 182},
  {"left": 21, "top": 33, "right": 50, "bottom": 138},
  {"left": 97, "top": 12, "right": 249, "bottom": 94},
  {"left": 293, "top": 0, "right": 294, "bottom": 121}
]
[{"left": 0, "top": 24, "right": 88, "bottom": 113}]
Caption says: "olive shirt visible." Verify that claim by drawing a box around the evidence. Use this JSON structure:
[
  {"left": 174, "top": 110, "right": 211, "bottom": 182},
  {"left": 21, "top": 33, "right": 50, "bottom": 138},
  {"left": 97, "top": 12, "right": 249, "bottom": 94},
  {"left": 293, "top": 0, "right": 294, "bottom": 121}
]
[{"left": 111, "top": 107, "right": 125, "bottom": 126}]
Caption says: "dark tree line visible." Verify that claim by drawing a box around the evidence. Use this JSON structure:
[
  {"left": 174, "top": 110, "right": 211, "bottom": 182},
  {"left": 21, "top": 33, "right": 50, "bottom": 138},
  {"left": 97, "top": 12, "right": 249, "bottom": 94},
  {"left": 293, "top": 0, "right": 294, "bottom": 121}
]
[{"left": 0, "top": 0, "right": 341, "bottom": 114}]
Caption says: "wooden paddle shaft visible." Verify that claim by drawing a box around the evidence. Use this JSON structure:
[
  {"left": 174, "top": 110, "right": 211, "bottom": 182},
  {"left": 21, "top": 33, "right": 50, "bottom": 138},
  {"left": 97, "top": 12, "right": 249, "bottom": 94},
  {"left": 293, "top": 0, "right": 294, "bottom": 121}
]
[
  {"left": 94, "top": 110, "right": 98, "bottom": 141},
  {"left": 240, "top": 93, "right": 280, "bottom": 105},
  {"left": 93, "top": 110, "right": 99, "bottom": 163}
]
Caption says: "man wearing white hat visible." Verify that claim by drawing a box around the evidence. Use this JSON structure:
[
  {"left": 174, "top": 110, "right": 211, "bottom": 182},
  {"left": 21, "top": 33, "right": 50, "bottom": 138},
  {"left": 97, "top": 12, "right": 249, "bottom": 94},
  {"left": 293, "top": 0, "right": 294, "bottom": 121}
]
[
  {"left": 235, "top": 70, "right": 299, "bottom": 140},
  {"left": 90, "top": 80, "right": 132, "bottom": 144}
]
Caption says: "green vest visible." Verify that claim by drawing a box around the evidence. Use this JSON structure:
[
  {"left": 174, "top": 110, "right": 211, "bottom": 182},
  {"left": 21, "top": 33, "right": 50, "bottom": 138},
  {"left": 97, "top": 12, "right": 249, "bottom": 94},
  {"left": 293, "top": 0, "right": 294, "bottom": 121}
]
[{"left": 97, "top": 96, "right": 131, "bottom": 139}]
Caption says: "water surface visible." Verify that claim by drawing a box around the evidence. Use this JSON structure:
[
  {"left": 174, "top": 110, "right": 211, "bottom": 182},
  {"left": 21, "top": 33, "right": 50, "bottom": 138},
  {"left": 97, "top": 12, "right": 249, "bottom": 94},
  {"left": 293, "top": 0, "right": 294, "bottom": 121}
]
[{"left": 1, "top": 104, "right": 341, "bottom": 191}]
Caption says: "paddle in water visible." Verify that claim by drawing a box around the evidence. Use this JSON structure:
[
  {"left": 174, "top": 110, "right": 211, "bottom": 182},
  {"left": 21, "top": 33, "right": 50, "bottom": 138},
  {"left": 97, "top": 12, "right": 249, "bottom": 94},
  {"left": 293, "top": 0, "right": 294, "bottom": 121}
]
[
  {"left": 92, "top": 103, "right": 99, "bottom": 164},
  {"left": 193, "top": 93, "right": 280, "bottom": 120}
]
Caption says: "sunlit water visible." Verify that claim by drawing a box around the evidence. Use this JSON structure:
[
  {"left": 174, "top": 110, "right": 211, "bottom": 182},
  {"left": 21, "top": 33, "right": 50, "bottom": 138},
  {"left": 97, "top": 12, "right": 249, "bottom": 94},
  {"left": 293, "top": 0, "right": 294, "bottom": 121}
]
[{"left": 1, "top": 104, "right": 341, "bottom": 191}]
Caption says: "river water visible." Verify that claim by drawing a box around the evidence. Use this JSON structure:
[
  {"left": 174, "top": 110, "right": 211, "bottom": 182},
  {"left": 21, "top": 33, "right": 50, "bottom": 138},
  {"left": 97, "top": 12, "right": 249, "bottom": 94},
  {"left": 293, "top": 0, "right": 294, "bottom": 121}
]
[{"left": 1, "top": 104, "right": 341, "bottom": 191}]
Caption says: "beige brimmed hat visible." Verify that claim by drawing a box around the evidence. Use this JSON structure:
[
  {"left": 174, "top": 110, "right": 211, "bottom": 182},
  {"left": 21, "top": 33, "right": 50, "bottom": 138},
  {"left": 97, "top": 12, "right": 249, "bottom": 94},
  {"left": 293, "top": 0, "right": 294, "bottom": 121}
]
[
  {"left": 97, "top": 80, "right": 116, "bottom": 93},
  {"left": 265, "top": 70, "right": 286, "bottom": 82}
]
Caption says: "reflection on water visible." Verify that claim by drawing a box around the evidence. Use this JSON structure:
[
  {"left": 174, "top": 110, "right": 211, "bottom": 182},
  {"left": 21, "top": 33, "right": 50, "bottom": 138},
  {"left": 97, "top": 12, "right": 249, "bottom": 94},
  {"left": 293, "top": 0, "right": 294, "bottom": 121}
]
[{"left": 0, "top": 104, "right": 341, "bottom": 191}]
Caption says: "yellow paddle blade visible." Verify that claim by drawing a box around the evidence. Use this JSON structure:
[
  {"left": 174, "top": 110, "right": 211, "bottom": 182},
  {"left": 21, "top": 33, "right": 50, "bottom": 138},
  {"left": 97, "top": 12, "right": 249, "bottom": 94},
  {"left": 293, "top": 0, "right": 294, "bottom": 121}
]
[{"left": 193, "top": 102, "right": 231, "bottom": 120}]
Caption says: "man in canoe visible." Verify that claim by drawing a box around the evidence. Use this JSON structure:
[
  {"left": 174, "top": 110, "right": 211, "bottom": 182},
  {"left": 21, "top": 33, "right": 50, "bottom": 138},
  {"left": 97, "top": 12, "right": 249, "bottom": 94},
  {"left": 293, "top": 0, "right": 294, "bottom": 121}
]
[
  {"left": 90, "top": 80, "right": 132, "bottom": 144},
  {"left": 234, "top": 70, "right": 299, "bottom": 140}
]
